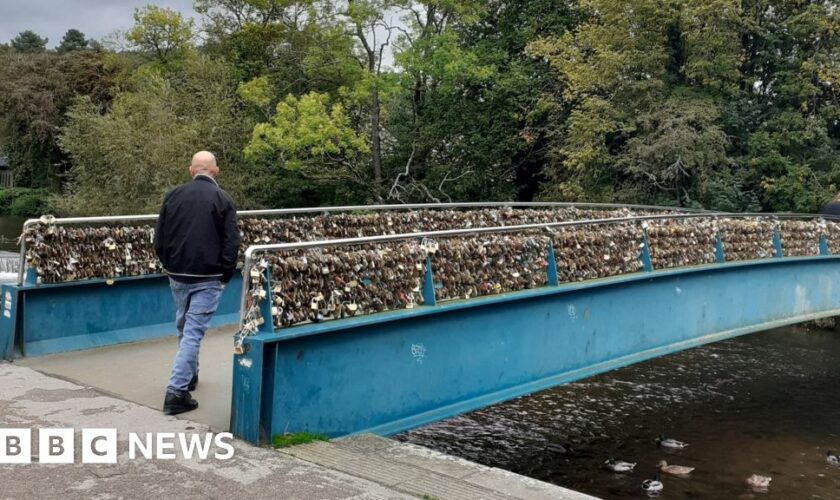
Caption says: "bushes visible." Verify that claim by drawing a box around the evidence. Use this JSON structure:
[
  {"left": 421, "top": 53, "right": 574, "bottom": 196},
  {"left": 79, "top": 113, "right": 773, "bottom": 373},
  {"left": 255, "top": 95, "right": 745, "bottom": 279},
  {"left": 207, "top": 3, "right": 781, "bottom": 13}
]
[{"left": 0, "top": 188, "right": 50, "bottom": 216}]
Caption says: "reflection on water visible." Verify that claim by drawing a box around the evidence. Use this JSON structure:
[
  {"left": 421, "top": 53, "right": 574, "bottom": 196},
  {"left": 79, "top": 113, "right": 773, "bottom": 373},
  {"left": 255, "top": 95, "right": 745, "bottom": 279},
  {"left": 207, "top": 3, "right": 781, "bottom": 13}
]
[
  {"left": 396, "top": 326, "right": 840, "bottom": 498},
  {"left": 0, "top": 215, "right": 25, "bottom": 252}
]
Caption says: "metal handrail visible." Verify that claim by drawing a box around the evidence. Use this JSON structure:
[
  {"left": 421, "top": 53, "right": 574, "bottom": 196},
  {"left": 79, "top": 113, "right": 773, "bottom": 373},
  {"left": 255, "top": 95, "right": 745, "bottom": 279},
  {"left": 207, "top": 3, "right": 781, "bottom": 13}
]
[
  {"left": 238, "top": 211, "right": 840, "bottom": 326},
  {"left": 15, "top": 201, "right": 712, "bottom": 284}
]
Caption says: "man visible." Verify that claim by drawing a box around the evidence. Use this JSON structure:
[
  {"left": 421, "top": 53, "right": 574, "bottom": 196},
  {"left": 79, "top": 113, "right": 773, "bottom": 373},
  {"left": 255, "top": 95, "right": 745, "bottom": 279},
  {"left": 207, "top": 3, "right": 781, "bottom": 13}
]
[
  {"left": 821, "top": 193, "right": 840, "bottom": 218},
  {"left": 154, "top": 151, "right": 240, "bottom": 415}
]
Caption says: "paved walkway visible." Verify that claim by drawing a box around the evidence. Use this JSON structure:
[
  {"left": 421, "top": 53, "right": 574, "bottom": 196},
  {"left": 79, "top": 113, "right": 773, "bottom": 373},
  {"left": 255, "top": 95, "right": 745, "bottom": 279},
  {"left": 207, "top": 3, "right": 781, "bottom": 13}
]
[
  {"left": 18, "top": 325, "right": 237, "bottom": 431},
  {"left": 0, "top": 363, "right": 597, "bottom": 499}
]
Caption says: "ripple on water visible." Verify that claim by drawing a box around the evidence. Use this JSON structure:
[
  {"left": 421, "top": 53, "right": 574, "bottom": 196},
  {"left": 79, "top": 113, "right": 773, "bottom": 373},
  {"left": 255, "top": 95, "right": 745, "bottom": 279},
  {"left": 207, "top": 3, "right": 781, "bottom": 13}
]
[{"left": 395, "top": 326, "right": 840, "bottom": 499}]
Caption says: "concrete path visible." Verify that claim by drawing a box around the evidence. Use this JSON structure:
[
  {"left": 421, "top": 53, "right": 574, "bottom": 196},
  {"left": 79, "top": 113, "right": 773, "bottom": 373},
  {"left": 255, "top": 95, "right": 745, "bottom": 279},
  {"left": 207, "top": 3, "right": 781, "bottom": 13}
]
[
  {"left": 0, "top": 362, "right": 598, "bottom": 499},
  {"left": 0, "top": 363, "right": 411, "bottom": 500},
  {"left": 18, "top": 325, "right": 237, "bottom": 431},
  {"left": 289, "top": 435, "right": 596, "bottom": 500}
]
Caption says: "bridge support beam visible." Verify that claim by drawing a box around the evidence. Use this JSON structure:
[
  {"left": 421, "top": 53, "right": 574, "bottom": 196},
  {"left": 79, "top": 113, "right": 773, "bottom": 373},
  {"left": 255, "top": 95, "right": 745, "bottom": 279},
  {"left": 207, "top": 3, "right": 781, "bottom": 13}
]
[
  {"left": 0, "top": 274, "right": 243, "bottom": 358},
  {"left": 231, "top": 256, "right": 840, "bottom": 444}
]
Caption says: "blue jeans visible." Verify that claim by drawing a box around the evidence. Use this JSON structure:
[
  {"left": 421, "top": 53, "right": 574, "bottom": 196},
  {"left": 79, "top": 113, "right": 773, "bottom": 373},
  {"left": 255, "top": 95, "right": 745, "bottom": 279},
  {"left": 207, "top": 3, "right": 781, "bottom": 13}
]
[{"left": 167, "top": 278, "right": 223, "bottom": 393}]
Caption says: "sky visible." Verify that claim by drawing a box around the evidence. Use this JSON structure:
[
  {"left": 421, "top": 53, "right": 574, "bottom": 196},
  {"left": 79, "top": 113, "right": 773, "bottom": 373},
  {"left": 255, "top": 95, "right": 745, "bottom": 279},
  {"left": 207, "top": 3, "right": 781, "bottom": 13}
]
[{"left": 0, "top": 0, "right": 198, "bottom": 47}]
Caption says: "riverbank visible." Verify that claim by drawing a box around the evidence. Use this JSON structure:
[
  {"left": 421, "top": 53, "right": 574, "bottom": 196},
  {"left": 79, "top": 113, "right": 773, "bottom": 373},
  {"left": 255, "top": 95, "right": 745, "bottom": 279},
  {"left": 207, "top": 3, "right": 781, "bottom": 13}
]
[{"left": 0, "top": 362, "right": 594, "bottom": 499}]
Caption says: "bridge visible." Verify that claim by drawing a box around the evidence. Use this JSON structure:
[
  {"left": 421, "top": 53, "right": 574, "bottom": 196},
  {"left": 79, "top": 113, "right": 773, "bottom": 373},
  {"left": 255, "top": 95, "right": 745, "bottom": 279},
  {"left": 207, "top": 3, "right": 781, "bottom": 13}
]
[{"left": 2, "top": 204, "right": 839, "bottom": 446}]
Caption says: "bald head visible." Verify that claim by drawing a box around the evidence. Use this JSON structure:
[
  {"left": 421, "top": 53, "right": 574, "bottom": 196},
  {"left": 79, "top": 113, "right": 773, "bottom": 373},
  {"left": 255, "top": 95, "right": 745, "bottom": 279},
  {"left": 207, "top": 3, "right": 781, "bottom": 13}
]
[{"left": 189, "top": 151, "right": 219, "bottom": 178}]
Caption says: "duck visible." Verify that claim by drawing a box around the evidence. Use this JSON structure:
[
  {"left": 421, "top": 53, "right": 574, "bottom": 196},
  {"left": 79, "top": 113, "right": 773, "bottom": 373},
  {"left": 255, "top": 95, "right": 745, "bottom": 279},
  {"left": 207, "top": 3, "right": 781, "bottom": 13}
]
[
  {"left": 658, "top": 460, "right": 694, "bottom": 477},
  {"left": 642, "top": 474, "right": 664, "bottom": 493},
  {"left": 827, "top": 450, "right": 840, "bottom": 465},
  {"left": 746, "top": 474, "right": 772, "bottom": 491},
  {"left": 545, "top": 442, "right": 573, "bottom": 455},
  {"left": 656, "top": 434, "right": 688, "bottom": 449},
  {"left": 604, "top": 457, "right": 636, "bottom": 473}
]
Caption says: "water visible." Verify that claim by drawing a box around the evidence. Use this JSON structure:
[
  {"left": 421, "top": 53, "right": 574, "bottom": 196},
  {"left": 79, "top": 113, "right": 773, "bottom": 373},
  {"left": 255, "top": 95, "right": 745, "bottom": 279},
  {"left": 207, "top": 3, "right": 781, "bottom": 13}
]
[
  {"left": 396, "top": 326, "right": 840, "bottom": 498},
  {"left": 0, "top": 215, "right": 25, "bottom": 252}
]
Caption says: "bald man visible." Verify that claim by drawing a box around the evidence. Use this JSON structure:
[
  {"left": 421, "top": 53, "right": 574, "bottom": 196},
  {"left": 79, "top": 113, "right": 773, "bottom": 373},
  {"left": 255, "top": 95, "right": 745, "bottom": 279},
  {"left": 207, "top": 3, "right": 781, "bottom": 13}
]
[{"left": 154, "top": 151, "right": 241, "bottom": 415}]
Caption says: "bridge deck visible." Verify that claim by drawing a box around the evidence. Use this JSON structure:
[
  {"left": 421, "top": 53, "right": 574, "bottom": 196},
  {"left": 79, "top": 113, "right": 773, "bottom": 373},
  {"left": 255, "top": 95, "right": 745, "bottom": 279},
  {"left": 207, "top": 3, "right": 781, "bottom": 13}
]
[{"left": 17, "top": 324, "right": 236, "bottom": 431}]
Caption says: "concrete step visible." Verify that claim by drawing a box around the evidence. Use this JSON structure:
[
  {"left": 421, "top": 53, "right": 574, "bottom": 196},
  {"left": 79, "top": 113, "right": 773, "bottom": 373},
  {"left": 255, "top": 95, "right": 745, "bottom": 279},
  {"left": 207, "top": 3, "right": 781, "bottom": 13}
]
[{"left": 282, "top": 434, "right": 598, "bottom": 500}]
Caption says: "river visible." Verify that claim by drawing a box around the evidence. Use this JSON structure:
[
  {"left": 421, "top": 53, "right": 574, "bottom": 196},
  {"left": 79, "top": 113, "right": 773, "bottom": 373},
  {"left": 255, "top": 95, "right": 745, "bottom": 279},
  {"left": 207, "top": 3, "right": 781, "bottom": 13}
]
[
  {"left": 396, "top": 325, "right": 840, "bottom": 498},
  {"left": 0, "top": 215, "right": 26, "bottom": 252}
]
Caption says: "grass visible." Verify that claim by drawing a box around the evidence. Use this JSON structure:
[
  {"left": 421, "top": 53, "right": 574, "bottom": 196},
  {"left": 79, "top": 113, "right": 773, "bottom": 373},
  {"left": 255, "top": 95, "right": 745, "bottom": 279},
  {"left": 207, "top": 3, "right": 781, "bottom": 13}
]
[{"left": 271, "top": 432, "right": 329, "bottom": 448}]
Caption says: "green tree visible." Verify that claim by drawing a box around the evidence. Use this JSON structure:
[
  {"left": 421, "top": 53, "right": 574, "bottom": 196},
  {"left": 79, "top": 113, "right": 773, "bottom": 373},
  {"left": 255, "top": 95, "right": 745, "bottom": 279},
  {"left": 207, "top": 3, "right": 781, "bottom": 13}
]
[
  {"left": 528, "top": 0, "right": 840, "bottom": 211},
  {"left": 385, "top": 0, "right": 575, "bottom": 202},
  {"left": 126, "top": 5, "right": 194, "bottom": 64},
  {"left": 11, "top": 30, "right": 47, "bottom": 53},
  {"left": 341, "top": 0, "right": 405, "bottom": 200},
  {"left": 57, "top": 29, "right": 89, "bottom": 53},
  {"left": 0, "top": 50, "right": 117, "bottom": 189},
  {"left": 244, "top": 91, "right": 370, "bottom": 188},
  {"left": 59, "top": 55, "right": 250, "bottom": 214}
]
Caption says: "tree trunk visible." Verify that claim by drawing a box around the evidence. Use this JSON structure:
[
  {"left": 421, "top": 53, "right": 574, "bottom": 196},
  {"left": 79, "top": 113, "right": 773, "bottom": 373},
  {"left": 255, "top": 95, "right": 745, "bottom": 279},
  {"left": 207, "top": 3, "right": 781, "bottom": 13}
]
[{"left": 370, "top": 82, "right": 383, "bottom": 201}]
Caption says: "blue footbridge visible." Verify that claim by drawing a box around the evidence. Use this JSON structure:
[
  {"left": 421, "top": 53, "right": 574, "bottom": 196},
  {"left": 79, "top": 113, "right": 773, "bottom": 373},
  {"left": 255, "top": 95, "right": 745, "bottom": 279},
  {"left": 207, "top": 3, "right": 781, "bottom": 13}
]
[{"left": 2, "top": 203, "right": 840, "bottom": 446}]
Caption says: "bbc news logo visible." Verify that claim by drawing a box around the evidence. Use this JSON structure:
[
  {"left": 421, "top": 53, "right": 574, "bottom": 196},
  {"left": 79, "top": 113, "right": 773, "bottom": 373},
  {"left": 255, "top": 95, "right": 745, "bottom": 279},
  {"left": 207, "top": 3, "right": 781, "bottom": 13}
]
[{"left": 0, "top": 429, "right": 235, "bottom": 463}]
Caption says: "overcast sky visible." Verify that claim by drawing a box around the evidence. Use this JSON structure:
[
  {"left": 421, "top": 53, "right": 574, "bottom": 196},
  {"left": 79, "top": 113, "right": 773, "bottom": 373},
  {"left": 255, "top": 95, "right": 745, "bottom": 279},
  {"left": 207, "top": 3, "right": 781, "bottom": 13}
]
[{"left": 0, "top": 0, "right": 198, "bottom": 47}]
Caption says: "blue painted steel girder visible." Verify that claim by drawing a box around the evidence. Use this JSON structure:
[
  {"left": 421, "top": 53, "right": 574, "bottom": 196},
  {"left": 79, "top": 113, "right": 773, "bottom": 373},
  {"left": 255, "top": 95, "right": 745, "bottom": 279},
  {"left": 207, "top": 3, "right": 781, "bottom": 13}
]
[
  {"left": 231, "top": 257, "right": 840, "bottom": 443},
  {"left": 0, "top": 274, "right": 243, "bottom": 358}
]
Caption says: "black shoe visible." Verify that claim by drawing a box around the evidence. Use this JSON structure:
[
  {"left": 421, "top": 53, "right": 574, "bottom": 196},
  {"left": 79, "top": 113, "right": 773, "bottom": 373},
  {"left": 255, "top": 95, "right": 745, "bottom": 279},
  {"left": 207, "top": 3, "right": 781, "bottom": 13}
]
[
  {"left": 188, "top": 374, "right": 198, "bottom": 391},
  {"left": 163, "top": 391, "right": 198, "bottom": 415}
]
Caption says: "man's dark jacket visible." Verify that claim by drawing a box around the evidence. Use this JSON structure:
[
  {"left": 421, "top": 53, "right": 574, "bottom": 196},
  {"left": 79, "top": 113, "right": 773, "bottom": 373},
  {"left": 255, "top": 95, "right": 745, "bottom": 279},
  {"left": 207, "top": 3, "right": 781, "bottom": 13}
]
[
  {"left": 821, "top": 199, "right": 840, "bottom": 218},
  {"left": 154, "top": 175, "right": 240, "bottom": 283}
]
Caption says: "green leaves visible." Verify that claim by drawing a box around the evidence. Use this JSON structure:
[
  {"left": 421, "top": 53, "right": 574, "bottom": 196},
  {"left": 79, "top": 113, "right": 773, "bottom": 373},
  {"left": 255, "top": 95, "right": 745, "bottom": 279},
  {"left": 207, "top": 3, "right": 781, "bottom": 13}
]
[
  {"left": 126, "top": 5, "right": 194, "bottom": 64},
  {"left": 11, "top": 31, "right": 47, "bottom": 53},
  {"left": 58, "top": 55, "right": 250, "bottom": 215},
  {"left": 245, "top": 92, "right": 370, "bottom": 174},
  {"left": 57, "top": 29, "right": 89, "bottom": 54},
  {"left": 531, "top": 0, "right": 840, "bottom": 211}
]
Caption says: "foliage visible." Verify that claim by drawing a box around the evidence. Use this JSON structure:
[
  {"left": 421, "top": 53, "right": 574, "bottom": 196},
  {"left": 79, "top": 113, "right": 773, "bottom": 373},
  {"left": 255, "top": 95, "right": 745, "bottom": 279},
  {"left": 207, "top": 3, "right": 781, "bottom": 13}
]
[
  {"left": 5, "top": 0, "right": 840, "bottom": 214},
  {"left": 529, "top": 0, "right": 840, "bottom": 211},
  {"left": 385, "top": 0, "right": 577, "bottom": 202},
  {"left": 57, "top": 29, "right": 89, "bottom": 53},
  {"left": 0, "top": 50, "right": 117, "bottom": 189},
  {"left": 0, "top": 188, "right": 50, "bottom": 216},
  {"left": 10, "top": 191, "right": 50, "bottom": 216},
  {"left": 11, "top": 30, "right": 47, "bottom": 53},
  {"left": 126, "top": 5, "right": 194, "bottom": 64},
  {"left": 58, "top": 55, "right": 250, "bottom": 215},
  {"left": 245, "top": 91, "right": 370, "bottom": 185}
]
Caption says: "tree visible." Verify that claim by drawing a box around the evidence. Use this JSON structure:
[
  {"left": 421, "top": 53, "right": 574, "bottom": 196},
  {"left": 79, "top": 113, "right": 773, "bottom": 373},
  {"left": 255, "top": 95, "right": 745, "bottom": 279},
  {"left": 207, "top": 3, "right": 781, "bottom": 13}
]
[
  {"left": 384, "top": 0, "right": 572, "bottom": 202},
  {"left": 59, "top": 56, "right": 250, "bottom": 215},
  {"left": 126, "top": 5, "right": 194, "bottom": 64},
  {"left": 11, "top": 30, "right": 47, "bottom": 53},
  {"left": 243, "top": 91, "right": 370, "bottom": 188},
  {"left": 57, "top": 29, "right": 89, "bottom": 53},
  {"left": 527, "top": 0, "right": 840, "bottom": 211},
  {"left": 0, "top": 50, "right": 117, "bottom": 189},
  {"left": 341, "top": 0, "right": 403, "bottom": 200}
]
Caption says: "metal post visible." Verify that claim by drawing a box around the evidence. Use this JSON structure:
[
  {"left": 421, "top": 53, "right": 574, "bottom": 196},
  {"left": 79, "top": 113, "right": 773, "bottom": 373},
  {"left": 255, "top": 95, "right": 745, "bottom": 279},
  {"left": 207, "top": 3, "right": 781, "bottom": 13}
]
[
  {"left": 546, "top": 240, "right": 559, "bottom": 286},
  {"left": 715, "top": 231, "right": 726, "bottom": 263},
  {"left": 773, "top": 227, "right": 783, "bottom": 258},
  {"left": 258, "top": 266, "right": 275, "bottom": 334},
  {"left": 16, "top": 236, "right": 26, "bottom": 285},
  {"left": 820, "top": 234, "right": 830, "bottom": 256},
  {"left": 422, "top": 256, "right": 437, "bottom": 306},
  {"left": 640, "top": 229, "right": 654, "bottom": 272}
]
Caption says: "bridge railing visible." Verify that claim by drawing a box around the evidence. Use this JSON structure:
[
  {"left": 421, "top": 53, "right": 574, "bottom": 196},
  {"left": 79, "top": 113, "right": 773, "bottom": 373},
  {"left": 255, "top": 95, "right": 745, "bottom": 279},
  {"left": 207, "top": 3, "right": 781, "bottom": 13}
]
[
  {"left": 17, "top": 201, "right": 710, "bottom": 285},
  {"left": 4, "top": 202, "right": 718, "bottom": 358},
  {"left": 237, "top": 212, "right": 840, "bottom": 349}
]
